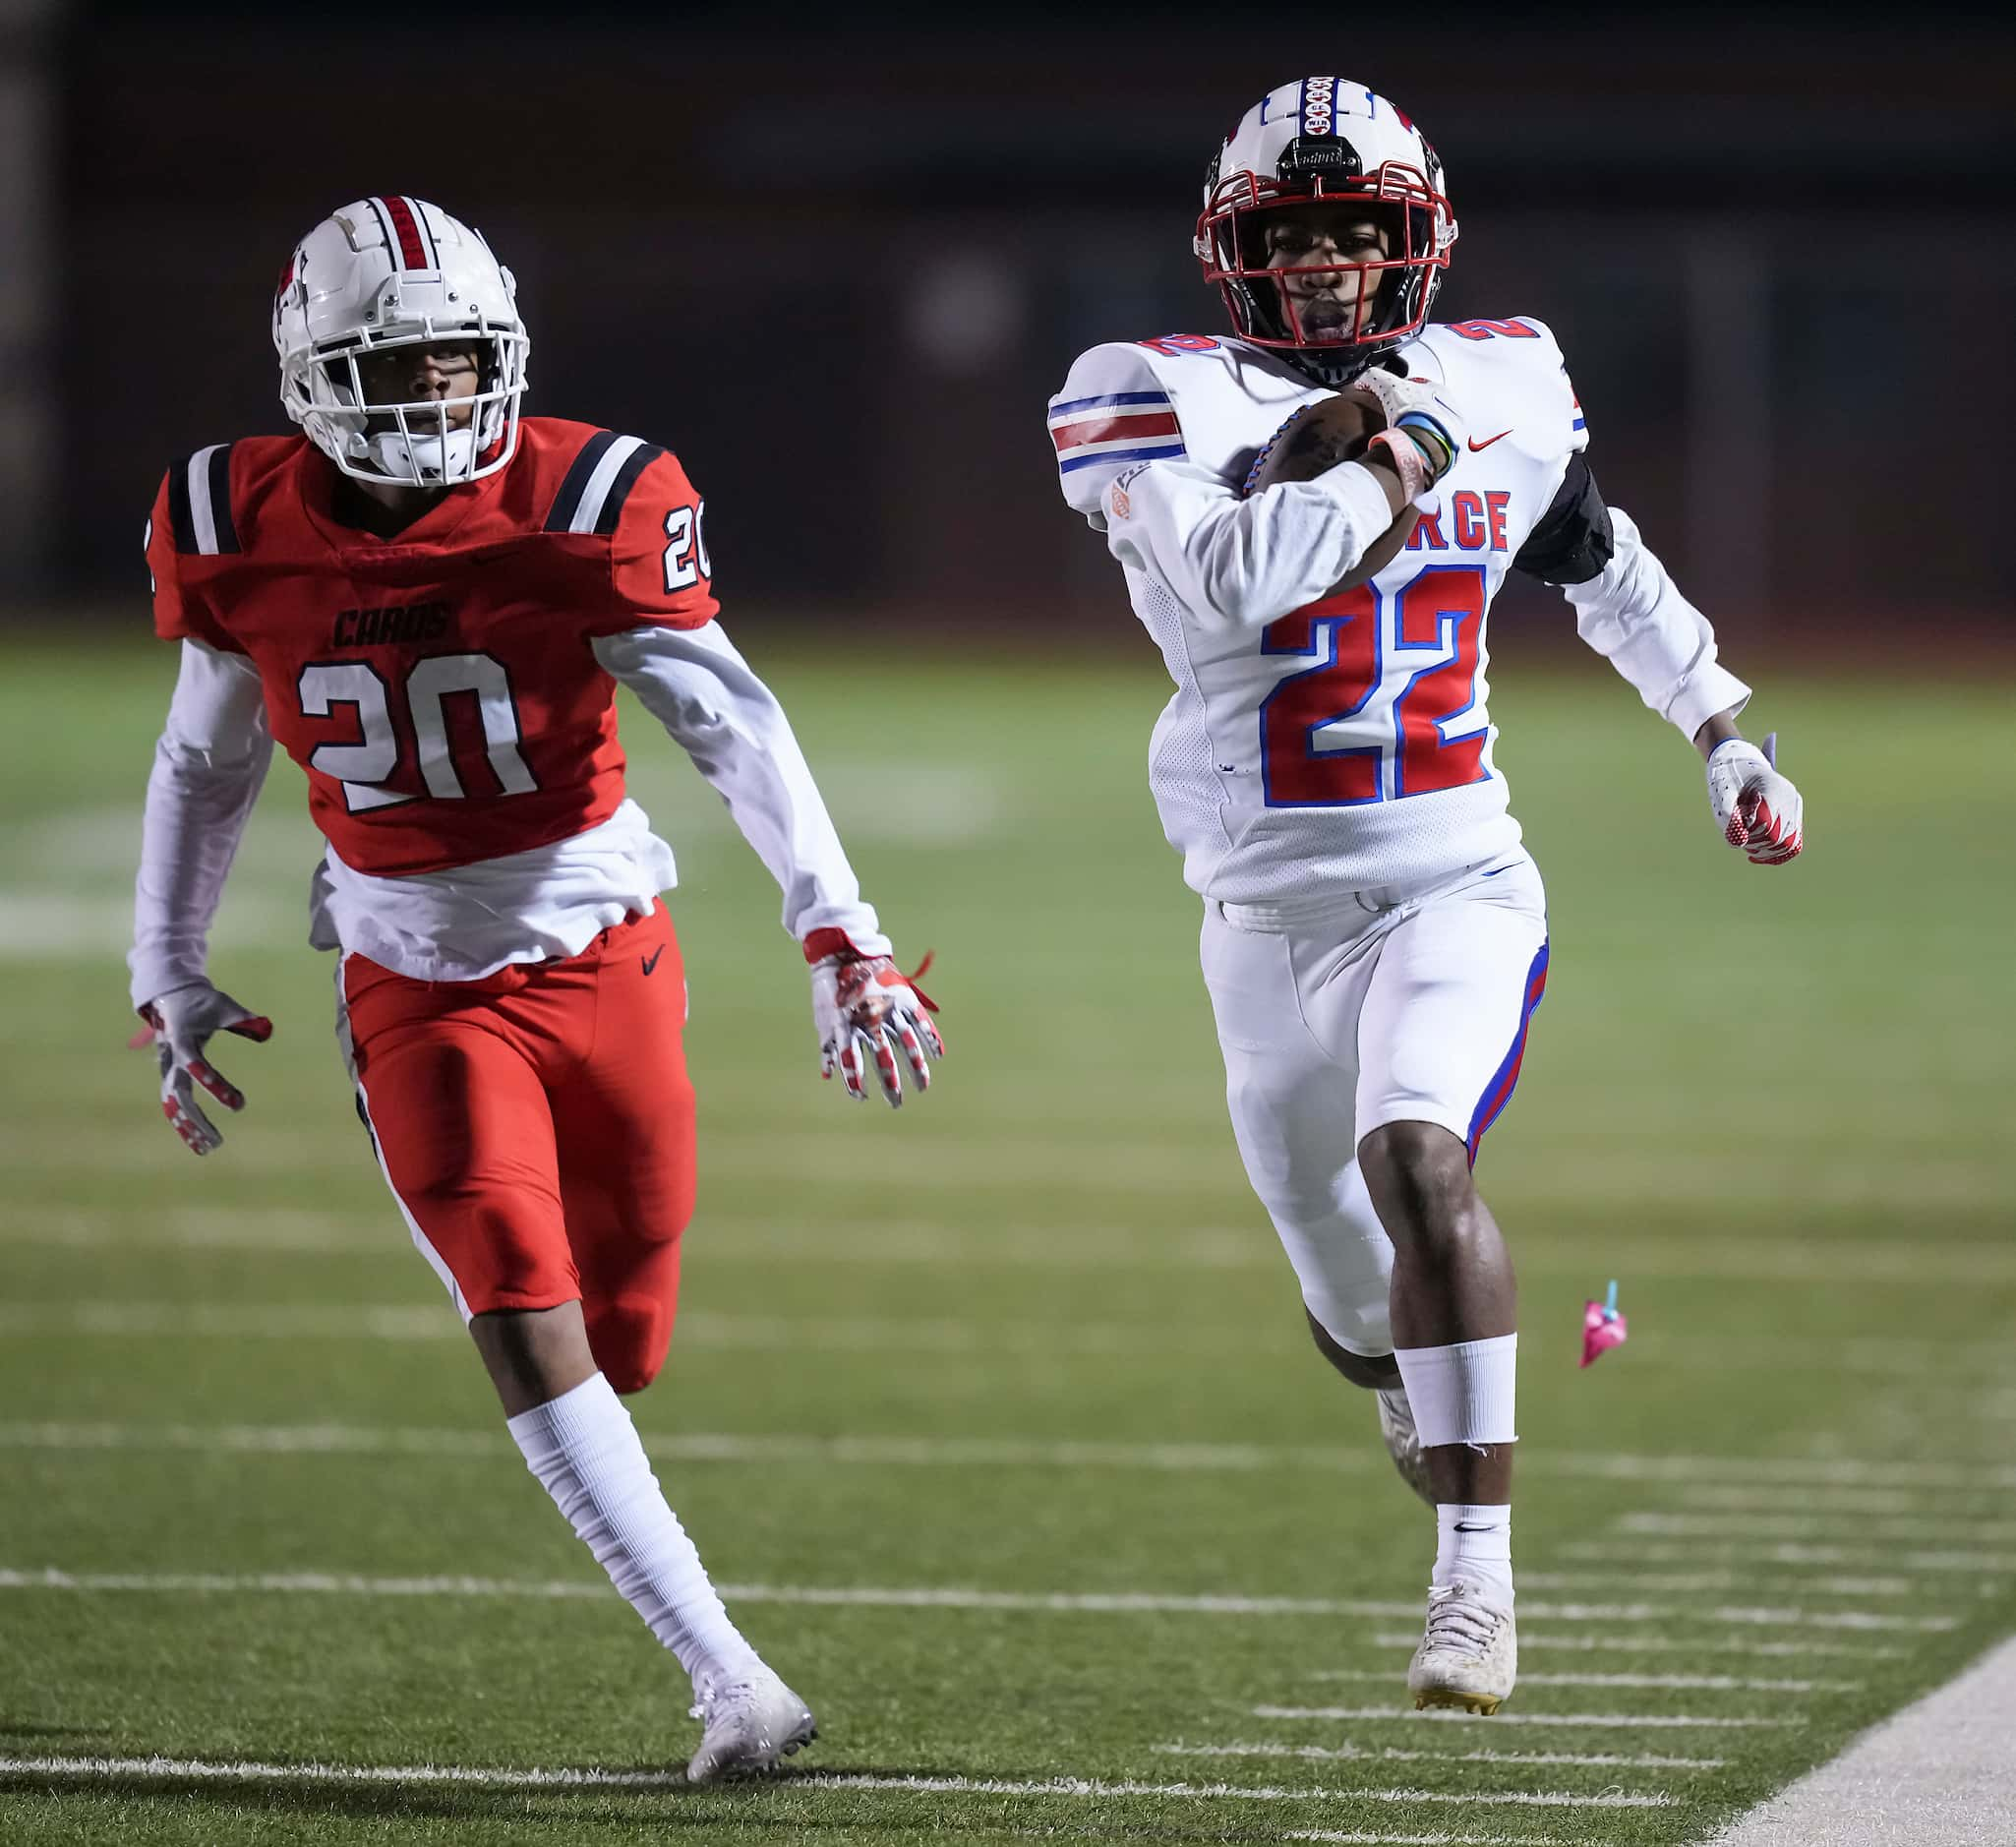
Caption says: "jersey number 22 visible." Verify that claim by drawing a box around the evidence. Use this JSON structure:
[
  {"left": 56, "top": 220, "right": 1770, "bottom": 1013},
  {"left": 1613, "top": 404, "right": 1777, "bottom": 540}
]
[{"left": 1260, "top": 566, "right": 1487, "bottom": 805}]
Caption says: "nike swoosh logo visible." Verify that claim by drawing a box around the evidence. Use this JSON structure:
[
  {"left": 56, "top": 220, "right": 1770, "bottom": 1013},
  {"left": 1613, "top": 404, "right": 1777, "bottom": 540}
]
[
  {"left": 1467, "top": 430, "right": 1512, "bottom": 451},
  {"left": 641, "top": 946, "right": 665, "bottom": 976},
  {"left": 1453, "top": 1522, "right": 1501, "bottom": 1533}
]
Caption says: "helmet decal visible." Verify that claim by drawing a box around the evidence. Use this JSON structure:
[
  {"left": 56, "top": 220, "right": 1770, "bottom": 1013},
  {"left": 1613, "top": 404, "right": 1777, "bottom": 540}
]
[{"left": 367, "top": 196, "right": 436, "bottom": 272}]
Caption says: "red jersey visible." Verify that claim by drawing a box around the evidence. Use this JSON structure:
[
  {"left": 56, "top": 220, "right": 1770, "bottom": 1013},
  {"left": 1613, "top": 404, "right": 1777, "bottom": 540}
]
[{"left": 146, "top": 419, "right": 717, "bottom": 876}]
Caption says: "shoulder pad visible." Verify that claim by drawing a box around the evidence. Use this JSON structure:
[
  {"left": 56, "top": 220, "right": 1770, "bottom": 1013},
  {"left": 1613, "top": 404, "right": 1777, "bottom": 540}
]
[
  {"left": 1412, "top": 316, "right": 1586, "bottom": 460},
  {"left": 1047, "top": 343, "right": 1189, "bottom": 522},
  {"left": 1423, "top": 315, "right": 1564, "bottom": 363}
]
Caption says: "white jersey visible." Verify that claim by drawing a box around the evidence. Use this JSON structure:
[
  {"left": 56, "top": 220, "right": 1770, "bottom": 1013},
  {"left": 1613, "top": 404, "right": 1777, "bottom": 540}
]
[{"left": 1049, "top": 319, "right": 1750, "bottom": 903}]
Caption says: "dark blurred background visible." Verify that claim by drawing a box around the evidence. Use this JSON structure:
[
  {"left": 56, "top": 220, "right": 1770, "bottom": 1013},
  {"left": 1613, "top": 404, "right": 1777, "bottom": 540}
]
[{"left": 4, "top": 2, "right": 2013, "bottom": 641}]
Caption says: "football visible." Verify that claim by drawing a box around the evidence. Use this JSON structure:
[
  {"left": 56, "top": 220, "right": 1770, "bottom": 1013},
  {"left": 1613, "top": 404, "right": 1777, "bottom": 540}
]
[{"left": 1241, "top": 390, "right": 1419, "bottom": 591}]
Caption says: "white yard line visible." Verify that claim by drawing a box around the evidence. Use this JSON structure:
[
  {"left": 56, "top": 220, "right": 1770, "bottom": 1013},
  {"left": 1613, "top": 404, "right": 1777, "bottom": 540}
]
[
  {"left": 7, "top": 1217, "right": 2013, "bottom": 1384},
  {"left": 6, "top": 1208, "right": 375, "bottom": 1254},
  {"left": 1154, "top": 1741, "right": 1724, "bottom": 1769},
  {"left": 0, "top": 1418, "right": 1394, "bottom": 1475},
  {"left": 0, "top": 1752, "right": 687, "bottom": 1788},
  {"left": 0, "top": 895, "right": 299, "bottom": 958},
  {"left": 1563, "top": 1540, "right": 2016, "bottom": 1575},
  {"left": 0, "top": 1131, "right": 1252, "bottom": 1194},
  {"left": 1625, "top": 1335, "right": 2016, "bottom": 1381},
  {"left": 4, "top": 1289, "right": 2011, "bottom": 1402},
  {"left": 0, "top": 1303, "right": 454, "bottom": 1341},
  {"left": 0, "top": 1754, "right": 1670, "bottom": 1810},
  {"left": 0, "top": 1301, "right": 1254, "bottom": 1359},
  {"left": 1671, "top": 1483, "right": 2016, "bottom": 1515},
  {"left": 6, "top": 1300, "right": 2012, "bottom": 1429},
  {"left": 800, "top": 1776, "right": 1678, "bottom": 1811},
  {"left": 1516, "top": 1572, "right": 1922, "bottom": 1598},
  {"left": 1311, "top": 1670, "right": 1860, "bottom": 1694},
  {"left": 5, "top": 1188, "right": 2010, "bottom": 1281},
  {"left": 1559, "top": 1454, "right": 2016, "bottom": 1492},
  {"left": 1704, "top": 1633, "right": 2016, "bottom": 1846},
  {"left": 0, "top": 1566, "right": 1956, "bottom": 1632},
  {"left": 6, "top": 1417, "right": 2014, "bottom": 1497},
  {"left": 0, "top": 1421, "right": 507, "bottom": 1460},
  {"left": 677, "top": 1312, "right": 1238, "bottom": 1357},
  {"left": 1715, "top": 1608, "right": 1955, "bottom": 1634},
  {"left": 1285, "top": 1835, "right": 1569, "bottom": 1846},
  {"left": 723, "top": 1222, "right": 2016, "bottom": 1282},
  {"left": 1255, "top": 1706, "right": 1803, "bottom": 1731},
  {"left": 1619, "top": 1511, "right": 2016, "bottom": 1543},
  {"left": 1365, "top": 1631, "right": 1903, "bottom": 1661}
]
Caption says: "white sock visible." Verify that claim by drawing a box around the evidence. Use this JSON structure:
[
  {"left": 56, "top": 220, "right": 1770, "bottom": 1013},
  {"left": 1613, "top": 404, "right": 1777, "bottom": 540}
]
[
  {"left": 1435, "top": 1502, "right": 1513, "bottom": 1605},
  {"left": 506, "top": 1372, "right": 760, "bottom": 1691},
  {"left": 1392, "top": 1334, "right": 1517, "bottom": 1448}
]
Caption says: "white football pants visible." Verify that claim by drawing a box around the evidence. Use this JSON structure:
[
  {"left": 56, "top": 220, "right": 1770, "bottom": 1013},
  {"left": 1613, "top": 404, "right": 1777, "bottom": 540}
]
[{"left": 1200, "top": 852, "right": 1549, "bottom": 1359}]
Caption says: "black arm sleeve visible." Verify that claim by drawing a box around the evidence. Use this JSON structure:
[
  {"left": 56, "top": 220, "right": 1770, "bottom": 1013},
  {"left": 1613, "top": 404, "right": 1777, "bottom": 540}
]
[{"left": 1512, "top": 453, "right": 1615, "bottom": 587}]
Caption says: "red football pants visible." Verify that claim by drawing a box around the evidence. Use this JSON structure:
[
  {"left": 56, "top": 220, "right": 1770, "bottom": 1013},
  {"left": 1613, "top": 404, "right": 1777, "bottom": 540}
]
[{"left": 338, "top": 902, "right": 693, "bottom": 1394}]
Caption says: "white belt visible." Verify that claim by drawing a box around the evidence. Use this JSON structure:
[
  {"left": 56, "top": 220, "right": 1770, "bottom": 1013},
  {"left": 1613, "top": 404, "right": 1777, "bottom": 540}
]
[{"left": 1211, "top": 857, "right": 1506, "bottom": 934}]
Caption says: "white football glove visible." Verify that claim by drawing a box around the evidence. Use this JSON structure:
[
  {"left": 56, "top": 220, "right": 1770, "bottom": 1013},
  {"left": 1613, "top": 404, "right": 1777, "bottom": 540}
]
[
  {"left": 1706, "top": 733, "right": 1804, "bottom": 865},
  {"left": 1354, "top": 367, "right": 1467, "bottom": 484},
  {"left": 805, "top": 933, "right": 943, "bottom": 1107},
  {"left": 138, "top": 981, "right": 273, "bottom": 1155},
  {"left": 1348, "top": 367, "right": 1438, "bottom": 432},
  {"left": 1350, "top": 369, "right": 1466, "bottom": 492}
]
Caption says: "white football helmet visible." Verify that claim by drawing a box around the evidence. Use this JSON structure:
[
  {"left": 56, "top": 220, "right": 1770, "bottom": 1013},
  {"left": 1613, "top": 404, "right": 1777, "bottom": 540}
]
[
  {"left": 1196, "top": 79, "right": 1457, "bottom": 387},
  {"left": 272, "top": 196, "right": 530, "bottom": 487}
]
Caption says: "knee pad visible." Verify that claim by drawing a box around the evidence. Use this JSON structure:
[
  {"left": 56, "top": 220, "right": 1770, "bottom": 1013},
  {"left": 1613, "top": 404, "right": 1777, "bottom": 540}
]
[
  {"left": 585, "top": 1291, "right": 674, "bottom": 1395},
  {"left": 581, "top": 1239, "right": 682, "bottom": 1394}
]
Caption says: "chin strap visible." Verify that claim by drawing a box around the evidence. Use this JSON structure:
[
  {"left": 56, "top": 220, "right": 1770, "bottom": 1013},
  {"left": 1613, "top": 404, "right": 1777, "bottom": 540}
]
[{"left": 1277, "top": 347, "right": 1382, "bottom": 390}]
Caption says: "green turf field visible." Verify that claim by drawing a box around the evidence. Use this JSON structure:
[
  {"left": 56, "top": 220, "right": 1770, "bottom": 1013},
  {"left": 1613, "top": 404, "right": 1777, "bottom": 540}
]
[{"left": 1, "top": 633, "right": 2011, "bottom": 1845}]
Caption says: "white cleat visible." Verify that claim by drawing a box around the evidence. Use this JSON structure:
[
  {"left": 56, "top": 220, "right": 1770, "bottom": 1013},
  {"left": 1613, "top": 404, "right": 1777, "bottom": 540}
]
[
  {"left": 685, "top": 1667, "right": 817, "bottom": 1785},
  {"left": 1407, "top": 1579, "right": 1517, "bottom": 1715},
  {"left": 1375, "top": 1384, "right": 1435, "bottom": 1509}
]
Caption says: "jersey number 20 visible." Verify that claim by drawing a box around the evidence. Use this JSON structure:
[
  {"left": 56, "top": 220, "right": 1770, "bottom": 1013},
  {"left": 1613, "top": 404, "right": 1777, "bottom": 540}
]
[
  {"left": 298, "top": 653, "right": 537, "bottom": 812},
  {"left": 1260, "top": 566, "right": 1487, "bottom": 805}
]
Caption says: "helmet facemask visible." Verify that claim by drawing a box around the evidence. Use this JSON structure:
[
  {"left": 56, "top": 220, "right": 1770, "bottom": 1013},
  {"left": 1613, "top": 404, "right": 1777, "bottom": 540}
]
[
  {"left": 1197, "top": 161, "right": 1453, "bottom": 387},
  {"left": 274, "top": 199, "right": 532, "bottom": 491},
  {"left": 282, "top": 319, "right": 530, "bottom": 488}
]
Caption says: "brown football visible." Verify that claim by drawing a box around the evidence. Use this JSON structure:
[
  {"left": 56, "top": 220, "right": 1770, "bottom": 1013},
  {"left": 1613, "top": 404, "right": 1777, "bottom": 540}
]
[{"left": 1242, "top": 389, "right": 1418, "bottom": 592}]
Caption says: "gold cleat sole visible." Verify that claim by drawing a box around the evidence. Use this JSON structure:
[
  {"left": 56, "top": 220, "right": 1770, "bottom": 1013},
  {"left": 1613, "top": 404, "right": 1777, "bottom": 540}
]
[{"left": 1413, "top": 1688, "right": 1504, "bottom": 1715}]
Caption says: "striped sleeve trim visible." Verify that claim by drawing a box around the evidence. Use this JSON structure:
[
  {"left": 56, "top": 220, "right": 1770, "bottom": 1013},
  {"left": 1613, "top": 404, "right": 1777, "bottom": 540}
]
[
  {"left": 545, "top": 432, "right": 666, "bottom": 535},
  {"left": 166, "top": 445, "right": 240, "bottom": 555},
  {"left": 1048, "top": 389, "right": 1184, "bottom": 474}
]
